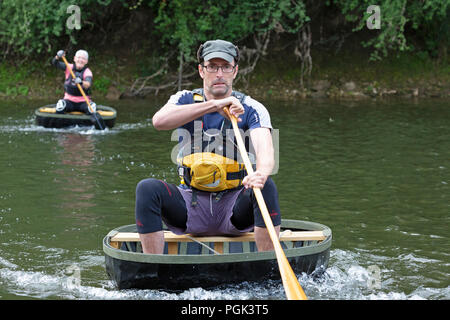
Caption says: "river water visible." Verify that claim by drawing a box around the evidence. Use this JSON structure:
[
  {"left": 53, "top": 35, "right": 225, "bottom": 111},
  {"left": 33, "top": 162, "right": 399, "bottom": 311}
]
[{"left": 0, "top": 97, "right": 448, "bottom": 300}]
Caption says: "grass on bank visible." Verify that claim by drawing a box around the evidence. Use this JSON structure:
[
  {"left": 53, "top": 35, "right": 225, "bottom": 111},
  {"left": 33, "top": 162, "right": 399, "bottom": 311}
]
[{"left": 249, "top": 48, "right": 449, "bottom": 88}]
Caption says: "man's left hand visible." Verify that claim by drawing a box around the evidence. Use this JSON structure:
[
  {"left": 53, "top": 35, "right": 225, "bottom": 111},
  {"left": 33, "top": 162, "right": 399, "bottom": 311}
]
[
  {"left": 242, "top": 171, "right": 269, "bottom": 189},
  {"left": 74, "top": 77, "right": 83, "bottom": 85},
  {"left": 215, "top": 96, "right": 244, "bottom": 121}
]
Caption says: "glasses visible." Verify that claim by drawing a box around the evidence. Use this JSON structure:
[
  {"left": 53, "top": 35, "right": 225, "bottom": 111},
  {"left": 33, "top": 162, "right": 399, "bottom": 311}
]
[{"left": 202, "top": 64, "right": 236, "bottom": 73}]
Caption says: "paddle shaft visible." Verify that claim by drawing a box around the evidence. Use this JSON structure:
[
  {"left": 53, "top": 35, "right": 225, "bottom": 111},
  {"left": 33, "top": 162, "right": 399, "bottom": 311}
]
[
  {"left": 61, "top": 55, "right": 95, "bottom": 114},
  {"left": 223, "top": 107, "right": 308, "bottom": 300}
]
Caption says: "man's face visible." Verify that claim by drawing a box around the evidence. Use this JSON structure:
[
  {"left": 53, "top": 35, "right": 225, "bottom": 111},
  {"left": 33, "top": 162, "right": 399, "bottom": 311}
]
[
  {"left": 199, "top": 58, "right": 238, "bottom": 99},
  {"left": 74, "top": 54, "right": 88, "bottom": 69}
]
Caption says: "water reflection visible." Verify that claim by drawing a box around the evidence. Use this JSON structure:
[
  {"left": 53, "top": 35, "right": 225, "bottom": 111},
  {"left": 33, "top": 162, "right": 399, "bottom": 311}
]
[{"left": 52, "top": 133, "right": 96, "bottom": 211}]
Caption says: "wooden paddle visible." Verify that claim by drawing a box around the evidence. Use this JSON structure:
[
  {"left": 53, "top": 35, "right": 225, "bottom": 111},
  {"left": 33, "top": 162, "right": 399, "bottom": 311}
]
[
  {"left": 223, "top": 107, "right": 308, "bottom": 300},
  {"left": 60, "top": 54, "right": 106, "bottom": 130}
]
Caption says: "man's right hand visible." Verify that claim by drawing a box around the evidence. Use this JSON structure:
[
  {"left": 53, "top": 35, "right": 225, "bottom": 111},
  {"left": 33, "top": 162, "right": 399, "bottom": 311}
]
[{"left": 56, "top": 50, "right": 65, "bottom": 59}]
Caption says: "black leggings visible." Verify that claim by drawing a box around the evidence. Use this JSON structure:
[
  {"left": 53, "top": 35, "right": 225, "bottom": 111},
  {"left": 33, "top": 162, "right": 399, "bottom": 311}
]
[
  {"left": 135, "top": 178, "right": 281, "bottom": 234},
  {"left": 56, "top": 100, "right": 90, "bottom": 114}
]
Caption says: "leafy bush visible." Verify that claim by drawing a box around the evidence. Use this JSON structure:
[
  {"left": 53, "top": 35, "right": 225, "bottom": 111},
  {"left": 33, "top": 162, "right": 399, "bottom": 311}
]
[
  {"left": 93, "top": 76, "right": 112, "bottom": 95},
  {"left": 332, "top": 0, "right": 449, "bottom": 60},
  {"left": 0, "top": 0, "right": 112, "bottom": 58},
  {"left": 0, "top": 0, "right": 447, "bottom": 65}
]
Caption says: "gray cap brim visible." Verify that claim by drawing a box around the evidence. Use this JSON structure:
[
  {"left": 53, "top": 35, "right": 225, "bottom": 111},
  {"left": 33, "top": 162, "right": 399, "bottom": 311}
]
[{"left": 203, "top": 52, "right": 234, "bottom": 63}]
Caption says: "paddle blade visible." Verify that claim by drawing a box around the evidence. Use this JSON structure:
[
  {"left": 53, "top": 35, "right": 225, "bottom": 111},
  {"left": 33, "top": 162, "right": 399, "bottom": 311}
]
[
  {"left": 91, "top": 112, "right": 106, "bottom": 130},
  {"left": 278, "top": 255, "right": 308, "bottom": 300}
]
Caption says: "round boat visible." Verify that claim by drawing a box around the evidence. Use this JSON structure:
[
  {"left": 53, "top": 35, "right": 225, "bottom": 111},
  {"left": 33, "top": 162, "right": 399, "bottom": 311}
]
[
  {"left": 103, "top": 219, "right": 332, "bottom": 290},
  {"left": 35, "top": 104, "right": 117, "bottom": 129}
]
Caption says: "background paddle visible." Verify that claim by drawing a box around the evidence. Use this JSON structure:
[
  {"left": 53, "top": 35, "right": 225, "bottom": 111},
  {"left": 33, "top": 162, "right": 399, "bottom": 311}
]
[
  {"left": 223, "top": 107, "right": 308, "bottom": 300},
  {"left": 61, "top": 54, "right": 106, "bottom": 130}
]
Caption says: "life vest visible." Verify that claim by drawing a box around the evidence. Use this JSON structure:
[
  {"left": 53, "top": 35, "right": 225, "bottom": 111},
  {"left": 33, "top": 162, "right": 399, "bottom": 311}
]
[
  {"left": 177, "top": 89, "right": 255, "bottom": 192},
  {"left": 64, "top": 65, "right": 90, "bottom": 97}
]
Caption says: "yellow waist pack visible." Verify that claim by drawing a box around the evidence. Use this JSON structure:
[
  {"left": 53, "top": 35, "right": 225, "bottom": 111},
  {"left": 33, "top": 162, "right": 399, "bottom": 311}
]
[{"left": 178, "top": 152, "right": 246, "bottom": 192}]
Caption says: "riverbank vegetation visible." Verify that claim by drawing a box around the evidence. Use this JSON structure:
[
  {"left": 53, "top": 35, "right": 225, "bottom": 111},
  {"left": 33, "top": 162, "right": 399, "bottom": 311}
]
[{"left": 0, "top": 0, "right": 448, "bottom": 100}]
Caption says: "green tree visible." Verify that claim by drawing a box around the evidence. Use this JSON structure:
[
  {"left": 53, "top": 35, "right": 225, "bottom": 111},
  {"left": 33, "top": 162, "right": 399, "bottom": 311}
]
[
  {"left": 332, "top": 0, "right": 449, "bottom": 60},
  {"left": 150, "top": 0, "right": 308, "bottom": 61},
  {"left": 141, "top": 0, "right": 309, "bottom": 91},
  {"left": 0, "top": 0, "right": 113, "bottom": 59}
]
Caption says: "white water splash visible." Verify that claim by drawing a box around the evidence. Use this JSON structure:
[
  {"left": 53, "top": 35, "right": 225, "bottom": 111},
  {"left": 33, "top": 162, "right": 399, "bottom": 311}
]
[
  {"left": 0, "top": 119, "right": 152, "bottom": 135},
  {"left": 0, "top": 248, "right": 447, "bottom": 300},
  {"left": 0, "top": 257, "right": 18, "bottom": 269},
  {"left": 301, "top": 249, "right": 449, "bottom": 300}
]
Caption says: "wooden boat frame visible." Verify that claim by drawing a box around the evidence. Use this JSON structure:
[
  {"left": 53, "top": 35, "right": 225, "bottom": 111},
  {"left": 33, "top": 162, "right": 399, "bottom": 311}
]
[{"left": 103, "top": 219, "right": 332, "bottom": 290}]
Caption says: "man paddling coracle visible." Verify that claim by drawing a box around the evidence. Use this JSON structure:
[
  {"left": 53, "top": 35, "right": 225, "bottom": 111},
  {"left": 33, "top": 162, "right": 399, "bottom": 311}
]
[{"left": 135, "top": 39, "right": 281, "bottom": 254}]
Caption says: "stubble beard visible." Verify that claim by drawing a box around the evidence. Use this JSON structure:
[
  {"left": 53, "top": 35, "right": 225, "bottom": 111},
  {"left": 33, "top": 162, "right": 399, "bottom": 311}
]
[{"left": 207, "top": 80, "right": 231, "bottom": 100}]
